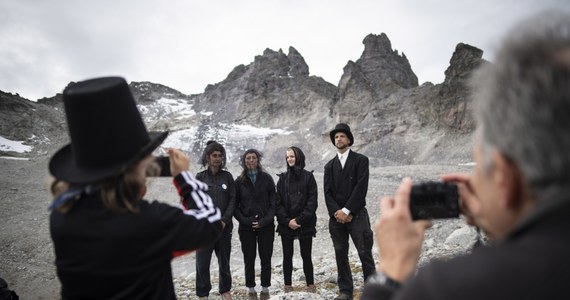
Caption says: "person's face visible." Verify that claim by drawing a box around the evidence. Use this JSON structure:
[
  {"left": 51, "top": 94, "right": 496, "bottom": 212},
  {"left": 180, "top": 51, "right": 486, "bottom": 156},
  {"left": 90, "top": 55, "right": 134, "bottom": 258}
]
[
  {"left": 133, "top": 156, "right": 154, "bottom": 186},
  {"left": 471, "top": 143, "right": 508, "bottom": 240},
  {"left": 245, "top": 153, "right": 258, "bottom": 171},
  {"left": 207, "top": 151, "right": 224, "bottom": 168},
  {"left": 335, "top": 132, "right": 350, "bottom": 150},
  {"left": 286, "top": 149, "right": 296, "bottom": 167}
]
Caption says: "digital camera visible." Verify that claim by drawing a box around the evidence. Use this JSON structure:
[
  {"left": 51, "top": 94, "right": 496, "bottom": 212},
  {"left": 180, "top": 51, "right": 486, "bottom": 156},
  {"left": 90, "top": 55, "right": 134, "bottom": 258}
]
[
  {"left": 152, "top": 156, "right": 172, "bottom": 177},
  {"left": 410, "top": 181, "right": 460, "bottom": 220}
]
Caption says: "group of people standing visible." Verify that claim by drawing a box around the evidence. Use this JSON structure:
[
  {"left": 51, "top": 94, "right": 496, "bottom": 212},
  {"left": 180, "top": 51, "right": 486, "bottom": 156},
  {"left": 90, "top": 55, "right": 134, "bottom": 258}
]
[
  {"left": 194, "top": 122, "right": 373, "bottom": 300},
  {"left": 45, "top": 74, "right": 373, "bottom": 300}
]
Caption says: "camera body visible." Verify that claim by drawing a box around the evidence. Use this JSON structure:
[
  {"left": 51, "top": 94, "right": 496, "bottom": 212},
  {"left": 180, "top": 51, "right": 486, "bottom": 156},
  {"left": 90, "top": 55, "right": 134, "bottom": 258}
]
[
  {"left": 153, "top": 156, "right": 172, "bottom": 177},
  {"left": 410, "top": 181, "right": 459, "bottom": 220}
]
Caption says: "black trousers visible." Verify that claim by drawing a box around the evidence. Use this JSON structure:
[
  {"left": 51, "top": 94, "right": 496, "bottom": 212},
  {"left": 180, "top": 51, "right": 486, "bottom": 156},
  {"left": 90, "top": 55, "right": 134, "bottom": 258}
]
[
  {"left": 195, "top": 223, "right": 233, "bottom": 297},
  {"left": 238, "top": 224, "right": 275, "bottom": 288},
  {"left": 329, "top": 208, "right": 375, "bottom": 294},
  {"left": 280, "top": 235, "right": 314, "bottom": 285}
]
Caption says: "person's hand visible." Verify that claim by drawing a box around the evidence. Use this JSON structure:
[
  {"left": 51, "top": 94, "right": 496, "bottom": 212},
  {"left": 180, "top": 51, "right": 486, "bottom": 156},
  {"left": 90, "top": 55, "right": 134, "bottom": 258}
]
[
  {"left": 167, "top": 148, "right": 190, "bottom": 177},
  {"left": 377, "top": 178, "right": 432, "bottom": 282},
  {"left": 334, "top": 210, "right": 350, "bottom": 223},
  {"left": 288, "top": 218, "right": 301, "bottom": 230},
  {"left": 441, "top": 173, "right": 481, "bottom": 227}
]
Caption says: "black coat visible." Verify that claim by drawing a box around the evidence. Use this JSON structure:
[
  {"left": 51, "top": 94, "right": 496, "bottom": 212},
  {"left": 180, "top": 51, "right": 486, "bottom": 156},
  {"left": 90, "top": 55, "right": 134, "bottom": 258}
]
[
  {"left": 275, "top": 169, "right": 318, "bottom": 238},
  {"left": 361, "top": 197, "right": 570, "bottom": 300},
  {"left": 50, "top": 171, "right": 223, "bottom": 300},
  {"left": 324, "top": 150, "right": 369, "bottom": 218},
  {"left": 234, "top": 171, "right": 276, "bottom": 231},
  {"left": 195, "top": 168, "right": 236, "bottom": 225}
]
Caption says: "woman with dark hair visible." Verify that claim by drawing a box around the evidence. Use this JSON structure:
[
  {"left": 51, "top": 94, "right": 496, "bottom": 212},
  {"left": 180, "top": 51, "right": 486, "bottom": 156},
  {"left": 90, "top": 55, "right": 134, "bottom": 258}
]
[
  {"left": 234, "top": 149, "right": 276, "bottom": 300},
  {"left": 275, "top": 146, "right": 318, "bottom": 293},
  {"left": 48, "top": 77, "right": 222, "bottom": 300},
  {"left": 194, "top": 140, "right": 236, "bottom": 300}
]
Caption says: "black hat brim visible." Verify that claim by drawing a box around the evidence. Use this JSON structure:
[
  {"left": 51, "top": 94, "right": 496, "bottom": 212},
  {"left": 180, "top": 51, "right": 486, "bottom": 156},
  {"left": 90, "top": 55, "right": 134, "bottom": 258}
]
[{"left": 49, "top": 131, "right": 168, "bottom": 184}]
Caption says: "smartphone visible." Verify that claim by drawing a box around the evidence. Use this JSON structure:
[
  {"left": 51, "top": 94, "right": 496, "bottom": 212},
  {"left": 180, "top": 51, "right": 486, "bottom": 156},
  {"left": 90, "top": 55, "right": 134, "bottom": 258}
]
[
  {"left": 409, "top": 181, "right": 460, "bottom": 220},
  {"left": 153, "top": 156, "right": 172, "bottom": 177}
]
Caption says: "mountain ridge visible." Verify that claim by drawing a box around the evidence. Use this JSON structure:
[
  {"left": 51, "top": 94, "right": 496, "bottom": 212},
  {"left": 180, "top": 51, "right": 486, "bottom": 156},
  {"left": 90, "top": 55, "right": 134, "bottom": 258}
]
[{"left": 0, "top": 32, "right": 484, "bottom": 167}]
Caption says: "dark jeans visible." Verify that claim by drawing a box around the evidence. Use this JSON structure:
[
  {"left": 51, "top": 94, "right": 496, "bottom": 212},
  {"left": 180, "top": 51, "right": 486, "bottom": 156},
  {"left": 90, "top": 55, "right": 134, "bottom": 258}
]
[
  {"left": 238, "top": 224, "right": 275, "bottom": 288},
  {"left": 281, "top": 235, "right": 314, "bottom": 286},
  {"left": 196, "top": 223, "right": 233, "bottom": 297},
  {"left": 329, "top": 208, "right": 375, "bottom": 294}
]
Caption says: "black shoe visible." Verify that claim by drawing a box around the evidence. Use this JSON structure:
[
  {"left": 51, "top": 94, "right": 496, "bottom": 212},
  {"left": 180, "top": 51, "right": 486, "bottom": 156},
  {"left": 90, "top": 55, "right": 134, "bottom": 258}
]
[{"left": 334, "top": 292, "right": 353, "bottom": 300}]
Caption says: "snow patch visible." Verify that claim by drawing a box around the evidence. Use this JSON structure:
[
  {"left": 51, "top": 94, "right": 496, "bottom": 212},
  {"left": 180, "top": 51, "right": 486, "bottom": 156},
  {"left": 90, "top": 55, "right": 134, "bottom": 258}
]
[{"left": 0, "top": 136, "right": 33, "bottom": 153}]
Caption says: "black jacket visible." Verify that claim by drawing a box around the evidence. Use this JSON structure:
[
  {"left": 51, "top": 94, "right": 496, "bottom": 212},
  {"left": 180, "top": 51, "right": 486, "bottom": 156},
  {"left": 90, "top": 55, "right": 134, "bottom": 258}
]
[
  {"left": 275, "top": 169, "right": 318, "bottom": 238},
  {"left": 361, "top": 196, "right": 570, "bottom": 300},
  {"left": 324, "top": 150, "right": 369, "bottom": 218},
  {"left": 195, "top": 168, "right": 236, "bottom": 225},
  {"left": 234, "top": 171, "right": 276, "bottom": 231},
  {"left": 50, "top": 171, "right": 223, "bottom": 300}
]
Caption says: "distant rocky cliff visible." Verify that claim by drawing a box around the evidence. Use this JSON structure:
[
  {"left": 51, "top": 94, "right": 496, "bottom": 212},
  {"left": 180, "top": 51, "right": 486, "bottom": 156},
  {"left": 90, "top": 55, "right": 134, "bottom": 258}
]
[{"left": 0, "top": 33, "right": 485, "bottom": 167}]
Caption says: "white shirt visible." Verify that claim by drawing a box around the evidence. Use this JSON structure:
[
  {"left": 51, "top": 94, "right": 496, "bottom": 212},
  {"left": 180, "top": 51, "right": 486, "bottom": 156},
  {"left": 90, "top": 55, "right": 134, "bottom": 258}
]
[
  {"left": 337, "top": 149, "right": 351, "bottom": 215},
  {"left": 337, "top": 149, "right": 351, "bottom": 169}
]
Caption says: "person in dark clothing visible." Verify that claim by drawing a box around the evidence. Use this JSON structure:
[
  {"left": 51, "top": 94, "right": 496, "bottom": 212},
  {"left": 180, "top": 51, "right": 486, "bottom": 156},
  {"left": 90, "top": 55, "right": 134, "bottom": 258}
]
[
  {"left": 275, "top": 146, "right": 318, "bottom": 293},
  {"left": 193, "top": 141, "right": 236, "bottom": 300},
  {"left": 234, "top": 149, "right": 276, "bottom": 300},
  {"left": 361, "top": 12, "right": 570, "bottom": 300},
  {"left": 48, "top": 77, "right": 222, "bottom": 300},
  {"left": 324, "top": 123, "right": 375, "bottom": 300}
]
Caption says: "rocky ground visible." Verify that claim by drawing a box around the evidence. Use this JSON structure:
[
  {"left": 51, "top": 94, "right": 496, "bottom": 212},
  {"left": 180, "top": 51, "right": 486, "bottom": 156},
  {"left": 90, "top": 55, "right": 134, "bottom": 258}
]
[{"left": 0, "top": 157, "right": 475, "bottom": 299}]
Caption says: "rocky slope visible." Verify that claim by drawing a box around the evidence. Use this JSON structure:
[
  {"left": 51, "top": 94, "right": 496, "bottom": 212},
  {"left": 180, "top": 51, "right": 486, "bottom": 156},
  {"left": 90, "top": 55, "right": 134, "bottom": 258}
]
[
  {"left": 0, "top": 32, "right": 487, "bottom": 299},
  {"left": 1, "top": 32, "right": 484, "bottom": 168}
]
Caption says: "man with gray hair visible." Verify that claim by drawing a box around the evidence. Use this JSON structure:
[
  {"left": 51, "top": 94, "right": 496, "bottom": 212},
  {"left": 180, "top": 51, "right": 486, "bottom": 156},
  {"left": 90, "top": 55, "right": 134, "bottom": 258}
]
[{"left": 361, "top": 11, "right": 570, "bottom": 300}]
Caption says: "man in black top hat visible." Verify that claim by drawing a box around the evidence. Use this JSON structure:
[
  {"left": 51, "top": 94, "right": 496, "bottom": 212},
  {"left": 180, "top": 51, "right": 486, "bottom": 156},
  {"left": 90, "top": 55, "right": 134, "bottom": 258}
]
[{"left": 324, "top": 123, "right": 375, "bottom": 300}]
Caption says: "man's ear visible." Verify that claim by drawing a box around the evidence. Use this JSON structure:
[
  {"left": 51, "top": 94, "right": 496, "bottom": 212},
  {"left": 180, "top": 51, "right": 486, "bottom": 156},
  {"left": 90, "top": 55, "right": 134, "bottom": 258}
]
[{"left": 492, "top": 152, "right": 525, "bottom": 210}]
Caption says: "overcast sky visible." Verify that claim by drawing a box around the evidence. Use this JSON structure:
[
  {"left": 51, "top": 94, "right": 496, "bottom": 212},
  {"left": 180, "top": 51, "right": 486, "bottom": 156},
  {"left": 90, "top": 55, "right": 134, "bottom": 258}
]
[{"left": 1, "top": 0, "right": 568, "bottom": 101}]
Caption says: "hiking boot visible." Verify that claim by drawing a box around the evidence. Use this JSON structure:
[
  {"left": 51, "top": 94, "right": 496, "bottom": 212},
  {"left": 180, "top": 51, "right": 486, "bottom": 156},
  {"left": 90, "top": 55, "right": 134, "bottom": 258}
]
[
  {"left": 247, "top": 291, "right": 258, "bottom": 300},
  {"left": 284, "top": 285, "right": 293, "bottom": 293},
  {"left": 221, "top": 292, "right": 232, "bottom": 300},
  {"left": 334, "top": 292, "right": 353, "bottom": 300},
  {"left": 306, "top": 284, "right": 317, "bottom": 293},
  {"left": 259, "top": 290, "right": 270, "bottom": 300}
]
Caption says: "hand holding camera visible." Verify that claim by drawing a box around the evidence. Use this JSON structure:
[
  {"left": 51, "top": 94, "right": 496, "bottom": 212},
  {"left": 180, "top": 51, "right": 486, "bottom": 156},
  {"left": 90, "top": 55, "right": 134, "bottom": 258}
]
[{"left": 153, "top": 148, "right": 189, "bottom": 177}]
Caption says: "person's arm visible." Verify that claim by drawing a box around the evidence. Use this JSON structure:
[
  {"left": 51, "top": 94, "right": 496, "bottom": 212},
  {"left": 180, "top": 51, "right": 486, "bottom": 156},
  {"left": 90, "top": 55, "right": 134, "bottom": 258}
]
[
  {"left": 296, "top": 172, "right": 318, "bottom": 225},
  {"left": 221, "top": 172, "right": 237, "bottom": 225},
  {"left": 376, "top": 178, "right": 432, "bottom": 281},
  {"left": 167, "top": 170, "right": 223, "bottom": 253},
  {"left": 344, "top": 154, "right": 369, "bottom": 214},
  {"left": 275, "top": 176, "right": 290, "bottom": 227},
  {"left": 259, "top": 173, "right": 276, "bottom": 227},
  {"left": 324, "top": 161, "right": 341, "bottom": 218},
  {"left": 233, "top": 178, "right": 250, "bottom": 226},
  {"left": 361, "top": 178, "right": 432, "bottom": 299}
]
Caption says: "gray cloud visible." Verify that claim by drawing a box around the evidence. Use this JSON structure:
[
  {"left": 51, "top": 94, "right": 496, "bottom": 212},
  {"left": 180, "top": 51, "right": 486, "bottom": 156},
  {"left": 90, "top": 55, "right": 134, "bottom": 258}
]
[{"left": 1, "top": 0, "right": 568, "bottom": 100}]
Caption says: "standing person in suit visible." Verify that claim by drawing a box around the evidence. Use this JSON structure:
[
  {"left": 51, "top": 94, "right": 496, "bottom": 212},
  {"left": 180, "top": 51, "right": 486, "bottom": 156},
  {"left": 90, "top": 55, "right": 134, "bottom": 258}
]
[
  {"left": 275, "top": 146, "right": 318, "bottom": 293},
  {"left": 194, "top": 141, "right": 236, "bottom": 300},
  {"left": 324, "top": 123, "right": 375, "bottom": 300},
  {"left": 234, "top": 149, "right": 276, "bottom": 300}
]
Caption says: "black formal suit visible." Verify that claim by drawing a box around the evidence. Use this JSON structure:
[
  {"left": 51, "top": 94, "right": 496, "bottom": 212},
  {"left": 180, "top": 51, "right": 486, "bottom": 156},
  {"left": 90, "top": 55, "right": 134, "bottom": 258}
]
[{"left": 324, "top": 149, "right": 375, "bottom": 295}]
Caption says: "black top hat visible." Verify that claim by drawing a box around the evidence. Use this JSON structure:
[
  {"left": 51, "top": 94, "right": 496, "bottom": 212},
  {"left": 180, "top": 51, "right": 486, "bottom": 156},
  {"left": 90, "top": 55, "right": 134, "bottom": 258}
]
[
  {"left": 329, "top": 123, "right": 354, "bottom": 146},
  {"left": 49, "top": 77, "right": 168, "bottom": 184}
]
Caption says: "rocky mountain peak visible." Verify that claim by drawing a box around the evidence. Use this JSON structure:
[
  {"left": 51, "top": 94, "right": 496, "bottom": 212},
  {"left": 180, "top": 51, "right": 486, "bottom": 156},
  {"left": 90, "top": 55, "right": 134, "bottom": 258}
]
[
  {"left": 362, "top": 33, "right": 393, "bottom": 57},
  {"left": 442, "top": 43, "right": 484, "bottom": 93},
  {"left": 334, "top": 33, "right": 419, "bottom": 123}
]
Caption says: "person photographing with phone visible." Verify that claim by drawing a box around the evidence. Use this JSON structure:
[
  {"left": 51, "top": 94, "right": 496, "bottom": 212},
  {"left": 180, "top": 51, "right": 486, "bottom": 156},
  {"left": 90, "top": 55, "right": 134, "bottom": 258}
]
[
  {"left": 361, "top": 11, "right": 570, "bottom": 300},
  {"left": 48, "top": 76, "right": 223, "bottom": 300}
]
